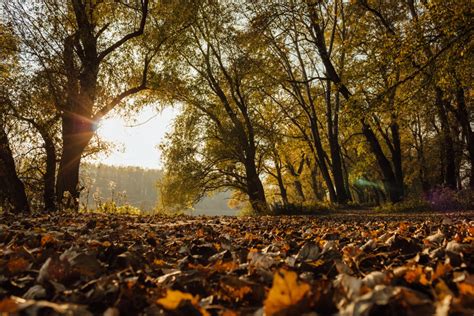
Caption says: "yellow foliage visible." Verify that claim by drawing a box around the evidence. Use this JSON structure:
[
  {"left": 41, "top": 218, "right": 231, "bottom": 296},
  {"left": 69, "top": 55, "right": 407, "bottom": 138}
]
[
  {"left": 458, "top": 282, "right": 474, "bottom": 296},
  {"left": 156, "top": 289, "right": 209, "bottom": 316},
  {"left": 264, "top": 269, "right": 310, "bottom": 316}
]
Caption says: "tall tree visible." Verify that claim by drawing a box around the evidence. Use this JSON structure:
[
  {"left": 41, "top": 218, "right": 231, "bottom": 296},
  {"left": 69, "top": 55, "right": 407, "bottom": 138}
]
[
  {"left": 4, "top": 0, "right": 188, "bottom": 209},
  {"left": 0, "top": 23, "right": 29, "bottom": 212},
  {"left": 158, "top": 1, "right": 270, "bottom": 213}
]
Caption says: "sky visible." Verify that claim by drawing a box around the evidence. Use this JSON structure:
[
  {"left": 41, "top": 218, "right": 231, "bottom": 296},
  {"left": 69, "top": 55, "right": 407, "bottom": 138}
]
[{"left": 91, "top": 106, "right": 179, "bottom": 169}]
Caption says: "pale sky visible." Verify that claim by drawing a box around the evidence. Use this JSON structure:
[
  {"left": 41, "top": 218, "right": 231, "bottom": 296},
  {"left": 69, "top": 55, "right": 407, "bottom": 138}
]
[{"left": 92, "top": 106, "right": 179, "bottom": 169}]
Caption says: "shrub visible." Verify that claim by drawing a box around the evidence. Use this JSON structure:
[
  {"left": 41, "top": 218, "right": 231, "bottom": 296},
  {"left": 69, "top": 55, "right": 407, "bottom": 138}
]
[
  {"left": 375, "top": 187, "right": 474, "bottom": 213},
  {"left": 426, "top": 187, "right": 474, "bottom": 211},
  {"left": 82, "top": 201, "right": 142, "bottom": 215}
]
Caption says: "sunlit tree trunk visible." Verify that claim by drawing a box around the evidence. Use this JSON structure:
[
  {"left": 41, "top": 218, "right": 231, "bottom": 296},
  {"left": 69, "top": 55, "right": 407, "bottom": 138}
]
[
  {"left": 286, "top": 155, "right": 306, "bottom": 202},
  {"left": 54, "top": 0, "right": 150, "bottom": 210},
  {"left": 56, "top": 115, "right": 95, "bottom": 209},
  {"left": 244, "top": 146, "right": 268, "bottom": 214},
  {"left": 362, "top": 123, "right": 403, "bottom": 203}
]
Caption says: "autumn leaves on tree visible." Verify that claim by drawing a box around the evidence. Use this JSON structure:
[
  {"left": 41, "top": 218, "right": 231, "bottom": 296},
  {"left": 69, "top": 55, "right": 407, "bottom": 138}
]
[{"left": 1, "top": 0, "right": 473, "bottom": 214}]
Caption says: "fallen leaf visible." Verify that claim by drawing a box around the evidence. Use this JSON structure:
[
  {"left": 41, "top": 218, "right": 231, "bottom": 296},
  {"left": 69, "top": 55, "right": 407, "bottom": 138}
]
[
  {"left": 7, "top": 257, "right": 29, "bottom": 274},
  {"left": 264, "top": 269, "right": 310, "bottom": 316},
  {"left": 157, "top": 289, "right": 209, "bottom": 316}
]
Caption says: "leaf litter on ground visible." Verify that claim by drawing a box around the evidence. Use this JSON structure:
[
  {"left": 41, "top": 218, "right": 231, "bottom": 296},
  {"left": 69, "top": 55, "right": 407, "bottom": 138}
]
[{"left": 0, "top": 211, "right": 473, "bottom": 315}]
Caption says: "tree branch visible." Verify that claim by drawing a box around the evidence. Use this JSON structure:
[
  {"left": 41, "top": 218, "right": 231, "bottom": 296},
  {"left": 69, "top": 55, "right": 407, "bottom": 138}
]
[
  {"left": 92, "top": 54, "right": 150, "bottom": 121},
  {"left": 97, "top": 0, "right": 149, "bottom": 61}
]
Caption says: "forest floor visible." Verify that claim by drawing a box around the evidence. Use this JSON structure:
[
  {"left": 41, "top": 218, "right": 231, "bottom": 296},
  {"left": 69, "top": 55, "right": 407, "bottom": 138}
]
[{"left": 0, "top": 210, "right": 473, "bottom": 315}]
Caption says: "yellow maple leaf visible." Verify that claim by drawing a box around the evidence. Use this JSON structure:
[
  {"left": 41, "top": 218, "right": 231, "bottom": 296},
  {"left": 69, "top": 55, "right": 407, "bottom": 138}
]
[
  {"left": 157, "top": 289, "right": 209, "bottom": 316},
  {"left": 458, "top": 282, "right": 474, "bottom": 296},
  {"left": 157, "top": 289, "right": 198, "bottom": 310},
  {"left": 264, "top": 269, "right": 310, "bottom": 316}
]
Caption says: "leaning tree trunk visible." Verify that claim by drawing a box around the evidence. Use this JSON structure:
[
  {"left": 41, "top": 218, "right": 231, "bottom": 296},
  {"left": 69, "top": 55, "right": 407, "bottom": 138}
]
[
  {"left": 244, "top": 148, "right": 268, "bottom": 214},
  {"left": 56, "top": 115, "right": 94, "bottom": 209},
  {"left": 309, "top": 119, "right": 337, "bottom": 202},
  {"left": 362, "top": 123, "right": 403, "bottom": 203},
  {"left": 326, "top": 82, "right": 350, "bottom": 204},
  {"left": 0, "top": 122, "right": 29, "bottom": 212},
  {"left": 390, "top": 120, "right": 404, "bottom": 198}
]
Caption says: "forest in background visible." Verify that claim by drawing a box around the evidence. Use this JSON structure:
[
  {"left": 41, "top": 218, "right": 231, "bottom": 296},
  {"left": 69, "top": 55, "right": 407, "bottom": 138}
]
[
  {"left": 0, "top": 0, "right": 473, "bottom": 215},
  {"left": 80, "top": 163, "right": 234, "bottom": 215}
]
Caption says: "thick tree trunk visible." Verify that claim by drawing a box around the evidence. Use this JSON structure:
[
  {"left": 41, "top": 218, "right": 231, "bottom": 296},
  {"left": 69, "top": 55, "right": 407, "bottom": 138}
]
[
  {"left": 306, "top": 157, "right": 324, "bottom": 200},
  {"left": 435, "top": 88, "right": 457, "bottom": 189},
  {"left": 0, "top": 123, "right": 29, "bottom": 212},
  {"left": 244, "top": 157, "right": 268, "bottom": 214},
  {"left": 390, "top": 121, "right": 404, "bottom": 197},
  {"left": 309, "top": 120, "right": 337, "bottom": 202},
  {"left": 362, "top": 123, "right": 403, "bottom": 202},
  {"left": 327, "top": 83, "right": 350, "bottom": 204},
  {"left": 453, "top": 87, "right": 474, "bottom": 188},
  {"left": 56, "top": 115, "right": 94, "bottom": 209}
]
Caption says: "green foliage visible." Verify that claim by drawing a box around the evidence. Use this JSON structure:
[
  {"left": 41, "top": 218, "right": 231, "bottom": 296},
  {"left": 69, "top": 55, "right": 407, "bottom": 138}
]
[
  {"left": 1, "top": 0, "right": 473, "bottom": 213},
  {"left": 80, "top": 201, "right": 141, "bottom": 216}
]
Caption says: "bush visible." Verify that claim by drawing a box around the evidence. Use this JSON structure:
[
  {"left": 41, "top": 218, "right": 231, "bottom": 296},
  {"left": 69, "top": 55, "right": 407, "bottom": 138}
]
[
  {"left": 375, "top": 187, "right": 474, "bottom": 213},
  {"left": 82, "top": 201, "right": 142, "bottom": 215},
  {"left": 426, "top": 187, "right": 474, "bottom": 211}
]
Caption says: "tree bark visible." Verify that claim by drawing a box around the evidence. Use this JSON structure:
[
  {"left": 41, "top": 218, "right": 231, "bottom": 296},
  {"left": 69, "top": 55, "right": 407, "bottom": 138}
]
[
  {"left": 362, "top": 122, "right": 403, "bottom": 202},
  {"left": 274, "top": 157, "right": 289, "bottom": 206},
  {"left": 309, "top": 119, "right": 337, "bottom": 202},
  {"left": 327, "top": 82, "right": 350, "bottom": 203},
  {"left": 56, "top": 115, "right": 94, "bottom": 209},
  {"left": 0, "top": 122, "right": 29, "bottom": 212},
  {"left": 286, "top": 156, "right": 306, "bottom": 202},
  {"left": 244, "top": 151, "right": 268, "bottom": 214},
  {"left": 29, "top": 123, "right": 58, "bottom": 212},
  {"left": 42, "top": 131, "right": 57, "bottom": 212},
  {"left": 453, "top": 87, "right": 474, "bottom": 188},
  {"left": 435, "top": 88, "right": 457, "bottom": 189}
]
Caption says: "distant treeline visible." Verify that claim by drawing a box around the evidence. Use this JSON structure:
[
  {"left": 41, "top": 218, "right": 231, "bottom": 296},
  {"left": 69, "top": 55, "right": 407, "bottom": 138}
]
[
  {"left": 80, "top": 164, "right": 161, "bottom": 210},
  {"left": 80, "top": 163, "right": 234, "bottom": 215}
]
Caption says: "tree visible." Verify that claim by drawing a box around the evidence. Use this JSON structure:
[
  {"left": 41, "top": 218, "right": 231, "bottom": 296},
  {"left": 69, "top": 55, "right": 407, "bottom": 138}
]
[
  {"left": 158, "top": 1, "right": 270, "bottom": 213},
  {"left": 4, "top": 0, "right": 188, "bottom": 209},
  {"left": 250, "top": 1, "right": 352, "bottom": 203},
  {"left": 0, "top": 22, "right": 29, "bottom": 212}
]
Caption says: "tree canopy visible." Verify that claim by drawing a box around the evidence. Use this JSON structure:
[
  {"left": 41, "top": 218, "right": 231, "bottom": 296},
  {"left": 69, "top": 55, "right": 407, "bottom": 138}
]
[{"left": 0, "top": 0, "right": 473, "bottom": 214}]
